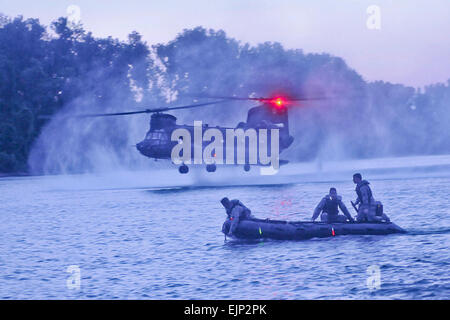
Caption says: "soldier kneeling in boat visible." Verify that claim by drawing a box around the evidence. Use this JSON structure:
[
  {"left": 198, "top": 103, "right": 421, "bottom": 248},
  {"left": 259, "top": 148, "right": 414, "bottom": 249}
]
[
  {"left": 353, "top": 173, "right": 390, "bottom": 222},
  {"left": 312, "top": 188, "right": 355, "bottom": 223},
  {"left": 221, "top": 197, "right": 254, "bottom": 236}
]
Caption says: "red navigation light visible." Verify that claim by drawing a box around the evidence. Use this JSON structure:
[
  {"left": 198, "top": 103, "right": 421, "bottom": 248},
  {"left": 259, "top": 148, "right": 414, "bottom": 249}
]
[{"left": 270, "top": 97, "right": 285, "bottom": 108}]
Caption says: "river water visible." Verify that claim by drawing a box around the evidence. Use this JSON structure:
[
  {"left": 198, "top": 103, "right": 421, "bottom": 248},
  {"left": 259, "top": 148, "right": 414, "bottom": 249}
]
[{"left": 0, "top": 163, "right": 449, "bottom": 299}]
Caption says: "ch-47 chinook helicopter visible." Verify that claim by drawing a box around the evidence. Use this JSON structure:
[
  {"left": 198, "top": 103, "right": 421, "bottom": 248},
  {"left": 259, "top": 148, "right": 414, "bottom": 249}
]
[{"left": 75, "top": 95, "right": 325, "bottom": 174}]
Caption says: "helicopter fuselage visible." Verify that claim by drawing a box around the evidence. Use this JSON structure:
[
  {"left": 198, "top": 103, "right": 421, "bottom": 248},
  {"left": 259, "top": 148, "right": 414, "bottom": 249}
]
[{"left": 135, "top": 104, "right": 294, "bottom": 173}]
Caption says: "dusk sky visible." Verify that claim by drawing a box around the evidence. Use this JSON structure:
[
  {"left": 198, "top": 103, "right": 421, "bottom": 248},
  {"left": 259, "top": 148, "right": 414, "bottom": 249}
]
[{"left": 1, "top": 0, "right": 449, "bottom": 88}]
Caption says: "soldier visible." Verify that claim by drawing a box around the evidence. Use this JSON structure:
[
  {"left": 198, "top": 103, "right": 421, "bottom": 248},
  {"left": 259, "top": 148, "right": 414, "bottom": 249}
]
[
  {"left": 353, "top": 173, "right": 390, "bottom": 222},
  {"left": 312, "top": 188, "right": 354, "bottom": 223},
  {"left": 221, "top": 197, "right": 254, "bottom": 236}
]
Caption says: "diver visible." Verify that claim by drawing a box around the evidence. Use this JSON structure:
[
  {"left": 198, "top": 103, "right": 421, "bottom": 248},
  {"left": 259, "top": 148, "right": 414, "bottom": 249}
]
[
  {"left": 221, "top": 197, "right": 254, "bottom": 236},
  {"left": 352, "top": 173, "right": 390, "bottom": 222},
  {"left": 312, "top": 188, "right": 354, "bottom": 223}
]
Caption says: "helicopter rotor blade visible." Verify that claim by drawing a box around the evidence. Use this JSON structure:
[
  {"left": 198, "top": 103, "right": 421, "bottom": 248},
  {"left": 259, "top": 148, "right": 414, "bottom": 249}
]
[
  {"left": 190, "top": 96, "right": 262, "bottom": 101},
  {"left": 185, "top": 94, "right": 334, "bottom": 102},
  {"left": 74, "top": 110, "right": 152, "bottom": 118},
  {"left": 39, "top": 100, "right": 229, "bottom": 119},
  {"left": 159, "top": 99, "right": 228, "bottom": 112}
]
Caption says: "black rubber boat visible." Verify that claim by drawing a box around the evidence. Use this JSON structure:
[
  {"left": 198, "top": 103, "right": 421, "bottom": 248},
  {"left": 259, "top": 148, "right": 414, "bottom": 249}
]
[{"left": 222, "top": 218, "right": 406, "bottom": 240}]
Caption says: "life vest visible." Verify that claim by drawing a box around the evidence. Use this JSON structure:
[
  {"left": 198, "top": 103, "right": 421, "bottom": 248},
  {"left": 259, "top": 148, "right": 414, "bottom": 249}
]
[
  {"left": 323, "top": 196, "right": 339, "bottom": 215},
  {"left": 356, "top": 181, "right": 373, "bottom": 204}
]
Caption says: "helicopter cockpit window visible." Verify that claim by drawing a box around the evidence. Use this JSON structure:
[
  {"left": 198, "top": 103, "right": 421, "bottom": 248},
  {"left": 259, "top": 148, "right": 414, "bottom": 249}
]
[{"left": 145, "top": 130, "right": 169, "bottom": 143}]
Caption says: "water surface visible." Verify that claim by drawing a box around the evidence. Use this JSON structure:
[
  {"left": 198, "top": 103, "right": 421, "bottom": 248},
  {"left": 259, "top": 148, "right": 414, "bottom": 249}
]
[{"left": 0, "top": 172, "right": 449, "bottom": 299}]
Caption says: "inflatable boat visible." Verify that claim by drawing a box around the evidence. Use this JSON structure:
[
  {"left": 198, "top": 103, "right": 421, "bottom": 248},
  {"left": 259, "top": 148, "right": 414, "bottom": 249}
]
[{"left": 222, "top": 218, "right": 406, "bottom": 240}]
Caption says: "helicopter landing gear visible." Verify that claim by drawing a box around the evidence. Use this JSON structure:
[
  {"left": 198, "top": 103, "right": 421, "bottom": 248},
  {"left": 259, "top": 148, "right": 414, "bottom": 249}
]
[
  {"left": 179, "top": 164, "right": 189, "bottom": 174},
  {"left": 244, "top": 164, "right": 251, "bottom": 172},
  {"left": 206, "top": 164, "right": 216, "bottom": 172}
]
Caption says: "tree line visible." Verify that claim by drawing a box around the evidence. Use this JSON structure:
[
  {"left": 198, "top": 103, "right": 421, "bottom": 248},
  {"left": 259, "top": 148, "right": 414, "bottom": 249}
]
[{"left": 0, "top": 14, "right": 449, "bottom": 173}]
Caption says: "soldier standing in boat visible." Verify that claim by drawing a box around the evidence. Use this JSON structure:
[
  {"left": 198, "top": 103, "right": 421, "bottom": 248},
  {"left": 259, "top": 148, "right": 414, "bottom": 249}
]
[{"left": 312, "top": 188, "right": 355, "bottom": 223}]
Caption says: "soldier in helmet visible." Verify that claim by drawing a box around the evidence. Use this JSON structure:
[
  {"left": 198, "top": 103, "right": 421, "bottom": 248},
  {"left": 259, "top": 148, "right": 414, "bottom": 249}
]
[
  {"left": 312, "top": 188, "right": 355, "bottom": 223},
  {"left": 353, "top": 173, "right": 390, "bottom": 222}
]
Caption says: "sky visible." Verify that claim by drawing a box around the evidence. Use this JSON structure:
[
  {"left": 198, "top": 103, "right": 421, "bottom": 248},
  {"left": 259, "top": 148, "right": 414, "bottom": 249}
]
[{"left": 1, "top": 0, "right": 449, "bottom": 88}]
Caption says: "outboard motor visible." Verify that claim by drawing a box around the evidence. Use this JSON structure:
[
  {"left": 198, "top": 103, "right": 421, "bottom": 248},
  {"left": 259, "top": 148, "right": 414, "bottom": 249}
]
[
  {"left": 374, "top": 201, "right": 384, "bottom": 216},
  {"left": 368, "top": 200, "right": 384, "bottom": 217}
]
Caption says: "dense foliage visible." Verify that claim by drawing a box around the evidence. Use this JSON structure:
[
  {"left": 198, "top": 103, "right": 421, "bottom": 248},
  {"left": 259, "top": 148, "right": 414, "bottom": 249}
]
[{"left": 0, "top": 15, "right": 449, "bottom": 173}]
